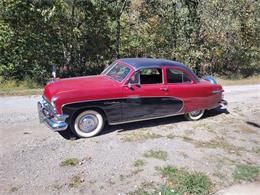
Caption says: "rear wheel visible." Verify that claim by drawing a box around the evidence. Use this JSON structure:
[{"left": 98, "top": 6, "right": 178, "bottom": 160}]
[
  {"left": 72, "top": 110, "right": 104, "bottom": 138},
  {"left": 184, "top": 109, "right": 205, "bottom": 121}
]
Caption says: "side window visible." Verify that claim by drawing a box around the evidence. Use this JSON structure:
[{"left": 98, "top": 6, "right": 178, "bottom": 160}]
[
  {"left": 140, "top": 68, "right": 163, "bottom": 84},
  {"left": 166, "top": 68, "right": 192, "bottom": 84}
]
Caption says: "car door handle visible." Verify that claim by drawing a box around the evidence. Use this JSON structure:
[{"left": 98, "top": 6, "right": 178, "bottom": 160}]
[{"left": 160, "top": 87, "right": 168, "bottom": 92}]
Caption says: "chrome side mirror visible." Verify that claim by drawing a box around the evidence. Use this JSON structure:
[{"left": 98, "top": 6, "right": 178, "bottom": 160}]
[
  {"left": 128, "top": 78, "right": 134, "bottom": 89},
  {"left": 128, "top": 82, "right": 133, "bottom": 89},
  {"left": 127, "top": 79, "right": 141, "bottom": 89}
]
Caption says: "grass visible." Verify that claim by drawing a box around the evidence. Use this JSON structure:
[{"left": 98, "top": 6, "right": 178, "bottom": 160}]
[
  {"left": 216, "top": 75, "right": 260, "bottom": 86},
  {"left": 68, "top": 174, "right": 84, "bottom": 188},
  {"left": 143, "top": 150, "right": 168, "bottom": 161},
  {"left": 0, "top": 77, "right": 42, "bottom": 96},
  {"left": 119, "top": 169, "right": 144, "bottom": 182},
  {"left": 158, "top": 185, "right": 176, "bottom": 195},
  {"left": 193, "top": 136, "right": 245, "bottom": 155},
  {"left": 129, "top": 166, "right": 212, "bottom": 195},
  {"left": 9, "top": 186, "right": 18, "bottom": 192},
  {"left": 232, "top": 164, "right": 260, "bottom": 182},
  {"left": 121, "top": 130, "right": 162, "bottom": 142},
  {"left": 52, "top": 183, "right": 63, "bottom": 190},
  {"left": 134, "top": 159, "right": 146, "bottom": 168},
  {"left": 213, "top": 171, "right": 226, "bottom": 180},
  {"left": 158, "top": 166, "right": 212, "bottom": 195},
  {"left": 128, "top": 182, "right": 157, "bottom": 195},
  {"left": 60, "top": 158, "right": 79, "bottom": 166},
  {"left": 0, "top": 88, "right": 42, "bottom": 96}
]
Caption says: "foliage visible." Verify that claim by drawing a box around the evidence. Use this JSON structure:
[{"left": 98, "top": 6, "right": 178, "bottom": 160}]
[
  {"left": 158, "top": 166, "right": 212, "bottom": 195},
  {"left": 143, "top": 150, "right": 168, "bottom": 161},
  {"left": 134, "top": 159, "right": 146, "bottom": 167},
  {"left": 0, "top": 0, "right": 259, "bottom": 84},
  {"left": 60, "top": 158, "right": 79, "bottom": 166},
  {"left": 232, "top": 164, "right": 260, "bottom": 182}
]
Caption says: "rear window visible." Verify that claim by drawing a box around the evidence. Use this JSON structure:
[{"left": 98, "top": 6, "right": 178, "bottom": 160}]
[{"left": 166, "top": 68, "right": 192, "bottom": 83}]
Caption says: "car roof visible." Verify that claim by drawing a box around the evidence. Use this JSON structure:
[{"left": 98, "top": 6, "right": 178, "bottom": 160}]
[
  {"left": 118, "top": 58, "right": 183, "bottom": 69},
  {"left": 117, "top": 58, "right": 200, "bottom": 83}
]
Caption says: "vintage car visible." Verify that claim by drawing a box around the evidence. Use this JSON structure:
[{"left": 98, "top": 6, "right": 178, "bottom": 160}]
[{"left": 38, "top": 58, "right": 227, "bottom": 138}]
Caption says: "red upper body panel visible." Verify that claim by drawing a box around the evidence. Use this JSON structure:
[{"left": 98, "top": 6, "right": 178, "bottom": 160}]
[{"left": 44, "top": 75, "right": 124, "bottom": 114}]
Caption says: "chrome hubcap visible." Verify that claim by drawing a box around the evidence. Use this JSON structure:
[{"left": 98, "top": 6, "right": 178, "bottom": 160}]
[
  {"left": 79, "top": 114, "right": 98, "bottom": 133},
  {"left": 190, "top": 110, "right": 202, "bottom": 117}
]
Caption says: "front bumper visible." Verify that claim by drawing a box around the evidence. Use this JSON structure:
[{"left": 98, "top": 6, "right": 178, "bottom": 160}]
[{"left": 38, "top": 96, "right": 68, "bottom": 131}]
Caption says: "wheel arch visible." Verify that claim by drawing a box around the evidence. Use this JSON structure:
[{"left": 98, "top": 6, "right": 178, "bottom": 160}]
[{"left": 63, "top": 105, "right": 108, "bottom": 125}]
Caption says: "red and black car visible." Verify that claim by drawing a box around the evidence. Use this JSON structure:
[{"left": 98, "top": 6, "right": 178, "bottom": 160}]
[{"left": 38, "top": 58, "right": 227, "bottom": 138}]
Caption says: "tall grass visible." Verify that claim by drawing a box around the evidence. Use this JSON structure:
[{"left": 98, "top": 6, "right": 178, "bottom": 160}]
[
  {"left": 0, "top": 77, "right": 42, "bottom": 96},
  {"left": 0, "top": 77, "right": 41, "bottom": 89}
]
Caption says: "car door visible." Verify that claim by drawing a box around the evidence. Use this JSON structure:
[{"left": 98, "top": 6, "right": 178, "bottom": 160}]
[
  {"left": 164, "top": 66, "right": 206, "bottom": 113},
  {"left": 122, "top": 67, "right": 175, "bottom": 122}
]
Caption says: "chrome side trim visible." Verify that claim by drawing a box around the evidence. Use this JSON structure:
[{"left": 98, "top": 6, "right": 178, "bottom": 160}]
[{"left": 109, "top": 112, "right": 185, "bottom": 125}]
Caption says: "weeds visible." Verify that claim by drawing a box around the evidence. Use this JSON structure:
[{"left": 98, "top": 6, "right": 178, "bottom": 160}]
[
  {"left": 233, "top": 164, "right": 260, "bottom": 182},
  {"left": 52, "top": 183, "right": 63, "bottom": 190},
  {"left": 68, "top": 174, "right": 84, "bottom": 188},
  {"left": 134, "top": 159, "right": 146, "bottom": 168},
  {"left": 0, "top": 78, "right": 42, "bottom": 96},
  {"left": 121, "top": 130, "right": 162, "bottom": 142},
  {"left": 128, "top": 182, "right": 156, "bottom": 195},
  {"left": 216, "top": 76, "right": 260, "bottom": 86},
  {"left": 158, "top": 166, "right": 212, "bottom": 195},
  {"left": 9, "top": 186, "right": 18, "bottom": 192},
  {"left": 143, "top": 150, "right": 168, "bottom": 161},
  {"left": 60, "top": 158, "right": 79, "bottom": 166},
  {"left": 193, "top": 137, "right": 245, "bottom": 155}
]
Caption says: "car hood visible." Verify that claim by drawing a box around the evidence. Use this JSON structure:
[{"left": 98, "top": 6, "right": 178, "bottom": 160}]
[{"left": 44, "top": 75, "right": 118, "bottom": 101}]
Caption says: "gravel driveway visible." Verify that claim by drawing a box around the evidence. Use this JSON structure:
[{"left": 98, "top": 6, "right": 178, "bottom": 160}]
[{"left": 0, "top": 85, "right": 260, "bottom": 194}]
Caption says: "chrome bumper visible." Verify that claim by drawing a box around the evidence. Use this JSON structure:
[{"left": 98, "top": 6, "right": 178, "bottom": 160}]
[{"left": 38, "top": 96, "right": 68, "bottom": 131}]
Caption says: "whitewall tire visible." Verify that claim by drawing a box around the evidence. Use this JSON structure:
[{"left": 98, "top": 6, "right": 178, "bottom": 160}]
[
  {"left": 184, "top": 109, "right": 205, "bottom": 121},
  {"left": 73, "top": 110, "right": 104, "bottom": 138}
]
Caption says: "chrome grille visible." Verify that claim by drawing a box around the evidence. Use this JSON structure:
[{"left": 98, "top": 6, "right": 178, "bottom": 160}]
[{"left": 41, "top": 96, "right": 56, "bottom": 116}]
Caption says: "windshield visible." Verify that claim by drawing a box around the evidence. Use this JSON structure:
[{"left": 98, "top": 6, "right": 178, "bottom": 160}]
[
  {"left": 101, "top": 63, "right": 115, "bottom": 75},
  {"left": 105, "top": 63, "right": 131, "bottom": 82}
]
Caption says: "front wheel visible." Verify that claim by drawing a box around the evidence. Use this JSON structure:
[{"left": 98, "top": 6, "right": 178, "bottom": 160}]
[
  {"left": 184, "top": 109, "right": 205, "bottom": 121},
  {"left": 72, "top": 110, "right": 104, "bottom": 138}
]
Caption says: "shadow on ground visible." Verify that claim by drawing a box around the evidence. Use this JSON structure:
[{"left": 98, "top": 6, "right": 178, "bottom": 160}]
[
  {"left": 58, "top": 107, "right": 230, "bottom": 140},
  {"left": 246, "top": 121, "right": 260, "bottom": 128}
]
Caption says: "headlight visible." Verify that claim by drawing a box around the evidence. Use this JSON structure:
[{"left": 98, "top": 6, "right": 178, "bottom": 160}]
[{"left": 51, "top": 96, "right": 58, "bottom": 109}]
